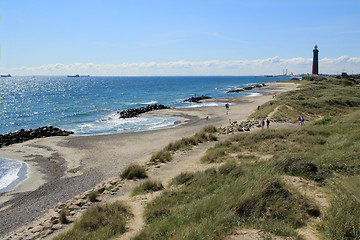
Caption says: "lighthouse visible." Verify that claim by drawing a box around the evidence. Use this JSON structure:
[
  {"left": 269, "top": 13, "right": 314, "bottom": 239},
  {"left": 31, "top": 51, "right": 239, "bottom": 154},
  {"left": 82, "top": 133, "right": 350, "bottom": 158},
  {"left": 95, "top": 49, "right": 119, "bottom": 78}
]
[{"left": 312, "top": 45, "right": 319, "bottom": 75}]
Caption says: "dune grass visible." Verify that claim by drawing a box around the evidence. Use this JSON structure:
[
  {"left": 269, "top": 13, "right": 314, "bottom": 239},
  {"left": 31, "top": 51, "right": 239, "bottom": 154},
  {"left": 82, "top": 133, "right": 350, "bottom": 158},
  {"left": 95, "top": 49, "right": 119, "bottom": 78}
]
[
  {"left": 120, "top": 164, "right": 147, "bottom": 180},
  {"left": 53, "top": 201, "right": 131, "bottom": 240},
  {"left": 249, "top": 78, "right": 360, "bottom": 122},
  {"left": 134, "top": 78, "right": 360, "bottom": 239},
  {"left": 133, "top": 161, "right": 313, "bottom": 239},
  {"left": 150, "top": 125, "right": 218, "bottom": 163},
  {"left": 131, "top": 179, "right": 164, "bottom": 196}
]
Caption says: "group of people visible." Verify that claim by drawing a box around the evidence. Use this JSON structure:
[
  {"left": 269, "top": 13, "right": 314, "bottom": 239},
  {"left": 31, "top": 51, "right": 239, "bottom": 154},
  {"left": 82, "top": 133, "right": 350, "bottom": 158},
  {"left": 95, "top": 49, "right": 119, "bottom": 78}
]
[
  {"left": 261, "top": 119, "right": 270, "bottom": 129},
  {"left": 298, "top": 116, "right": 305, "bottom": 125}
]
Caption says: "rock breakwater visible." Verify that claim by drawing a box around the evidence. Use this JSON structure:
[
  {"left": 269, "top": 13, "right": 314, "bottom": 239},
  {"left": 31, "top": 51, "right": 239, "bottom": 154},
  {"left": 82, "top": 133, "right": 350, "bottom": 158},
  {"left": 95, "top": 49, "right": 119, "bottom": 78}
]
[
  {"left": 227, "top": 83, "right": 266, "bottom": 93},
  {"left": 0, "top": 126, "right": 74, "bottom": 147},
  {"left": 183, "top": 96, "right": 212, "bottom": 103},
  {"left": 118, "top": 104, "right": 171, "bottom": 118}
]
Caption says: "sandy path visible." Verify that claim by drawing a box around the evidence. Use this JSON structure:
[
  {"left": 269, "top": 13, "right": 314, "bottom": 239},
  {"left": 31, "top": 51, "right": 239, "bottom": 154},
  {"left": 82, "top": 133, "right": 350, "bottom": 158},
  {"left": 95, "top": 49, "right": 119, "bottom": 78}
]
[{"left": 0, "top": 82, "right": 298, "bottom": 237}]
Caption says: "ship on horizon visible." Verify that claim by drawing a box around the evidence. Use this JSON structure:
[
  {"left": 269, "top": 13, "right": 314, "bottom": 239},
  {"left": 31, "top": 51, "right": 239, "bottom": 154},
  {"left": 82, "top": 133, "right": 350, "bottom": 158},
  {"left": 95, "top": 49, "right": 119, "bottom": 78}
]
[
  {"left": 67, "top": 74, "right": 90, "bottom": 77},
  {"left": 1, "top": 74, "right": 11, "bottom": 77}
]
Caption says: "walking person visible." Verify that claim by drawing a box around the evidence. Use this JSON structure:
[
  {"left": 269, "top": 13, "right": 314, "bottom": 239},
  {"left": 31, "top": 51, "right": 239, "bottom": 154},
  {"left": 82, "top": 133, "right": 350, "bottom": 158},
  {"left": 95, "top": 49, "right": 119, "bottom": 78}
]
[
  {"left": 298, "top": 116, "right": 301, "bottom": 125},
  {"left": 225, "top": 103, "right": 229, "bottom": 115},
  {"left": 301, "top": 116, "right": 304, "bottom": 125},
  {"left": 261, "top": 119, "right": 265, "bottom": 129},
  {"left": 266, "top": 119, "right": 270, "bottom": 128}
]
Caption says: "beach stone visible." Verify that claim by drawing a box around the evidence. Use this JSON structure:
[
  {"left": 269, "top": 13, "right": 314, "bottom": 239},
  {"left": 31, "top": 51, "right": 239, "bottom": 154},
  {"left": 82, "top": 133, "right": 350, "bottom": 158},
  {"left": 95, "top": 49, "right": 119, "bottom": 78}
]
[
  {"left": 42, "top": 222, "right": 52, "bottom": 230},
  {"left": 74, "top": 194, "right": 86, "bottom": 200},
  {"left": 18, "top": 232, "right": 33, "bottom": 240},
  {"left": 69, "top": 204, "right": 81, "bottom": 210},
  {"left": 42, "top": 229, "right": 54, "bottom": 237},
  {"left": 30, "top": 226, "right": 43, "bottom": 233},
  {"left": 51, "top": 224, "right": 63, "bottom": 231},
  {"left": 27, "top": 232, "right": 41, "bottom": 240},
  {"left": 55, "top": 202, "right": 66, "bottom": 209},
  {"left": 73, "top": 199, "right": 84, "bottom": 206},
  {"left": 110, "top": 178, "right": 118, "bottom": 185}
]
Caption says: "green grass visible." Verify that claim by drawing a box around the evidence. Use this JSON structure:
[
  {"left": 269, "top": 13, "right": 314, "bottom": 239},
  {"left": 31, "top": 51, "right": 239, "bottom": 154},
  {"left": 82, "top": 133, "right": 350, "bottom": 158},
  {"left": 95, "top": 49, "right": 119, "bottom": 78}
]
[
  {"left": 133, "top": 162, "right": 312, "bottom": 239},
  {"left": 131, "top": 179, "right": 164, "bottom": 196},
  {"left": 120, "top": 164, "right": 147, "bottom": 180},
  {"left": 53, "top": 201, "right": 131, "bottom": 240},
  {"left": 150, "top": 125, "right": 218, "bottom": 163},
  {"left": 150, "top": 149, "right": 172, "bottom": 163},
  {"left": 134, "top": 78, "right": 360, "bottom": 239},
  {"left": 249, "top": 78, "right": 360, "bottom": 122}
]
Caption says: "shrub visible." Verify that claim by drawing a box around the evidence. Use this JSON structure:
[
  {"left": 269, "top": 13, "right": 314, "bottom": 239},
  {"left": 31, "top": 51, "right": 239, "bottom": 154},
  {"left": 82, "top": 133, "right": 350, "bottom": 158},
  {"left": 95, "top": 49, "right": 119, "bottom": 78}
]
[
  {"left": 208, "top": 133, "right": 218, "bottom": 141},
  {"left": 203, "top": 125, "right": 218, "bottom": 133},
  {"left": 121, "top": 164, "right": 147, "bottom": 180},
  {"left": 54, "top": 201, "right": 131, "bottom": 240},
  {"left": 59, "top": 208, "right": 69, "bottom": 224},
  {"left": 87, "top": 191, "right": 99, "bottom": 202},
  {"left": 132, "top": 179, "right": 164, "bottom": 196},
  {"left": 150, "top": 150, "right": 172, "bottom": 163}
]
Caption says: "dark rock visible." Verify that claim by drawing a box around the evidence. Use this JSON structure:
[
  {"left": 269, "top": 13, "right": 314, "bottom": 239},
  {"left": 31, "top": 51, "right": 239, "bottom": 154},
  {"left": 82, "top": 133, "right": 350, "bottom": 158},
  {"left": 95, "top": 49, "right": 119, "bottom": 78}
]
[
  {"left": 227, "top": 83, "right": 266, "bottom": 94},
  {"left": 243, "top": 86, "right": 254, "bottom": 90},
  {"left": 226, "top": 89, "right": 244, "bottom": 93},
  {"left": 0, "top": 127, "right": 74, "bottom": 147},
  {"left": 118, "top": 104, "right": 171, "bottom": 118},
  {"left": 183, "top": 96, "right": 212, "bottom": 103}
]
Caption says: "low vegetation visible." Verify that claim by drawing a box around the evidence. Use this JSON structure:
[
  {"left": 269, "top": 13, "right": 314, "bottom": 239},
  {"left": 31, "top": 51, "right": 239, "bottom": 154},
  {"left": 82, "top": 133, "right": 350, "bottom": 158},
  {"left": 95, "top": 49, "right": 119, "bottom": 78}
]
[
  {"left": 131, "top": 179, "right": 164, "bottom": 196},
  {"left": 249, "top": 77, "right": 360, "bottom": 122},
  {"left": 150, "top": 125, "right": 218, "bottom": 163},
  {"left": 134, "top": 78, "right": 360, "bottom": 239},
  {"left": 87, "top": 191, "right": 99, "bottom": 202},
  {"left": 59, "top": 208, "right": 69, "bottom": 224},
  {"left": 120, "top": 164, "right": 147, "bottom": 180},
  {"left": 53, "top": 201, "right": 131, "bottom": 240}
]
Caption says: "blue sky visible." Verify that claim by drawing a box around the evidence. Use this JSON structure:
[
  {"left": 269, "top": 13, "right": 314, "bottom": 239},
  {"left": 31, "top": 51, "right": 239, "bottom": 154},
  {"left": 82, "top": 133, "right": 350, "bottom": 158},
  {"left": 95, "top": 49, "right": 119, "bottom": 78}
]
[{"left": 0, "top": 0, "right": 359, "bottom": 75}]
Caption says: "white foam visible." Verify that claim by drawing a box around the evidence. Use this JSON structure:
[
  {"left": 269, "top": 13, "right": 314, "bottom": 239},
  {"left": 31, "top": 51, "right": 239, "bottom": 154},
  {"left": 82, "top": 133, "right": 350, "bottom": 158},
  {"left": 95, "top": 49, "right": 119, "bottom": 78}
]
[
  {"left": 140, "top": 101, "right": 158, "bottom": 105},
  {"left": 245, "top": 92, "right": 263, "bottom": 97},
  {"left": 183, "top": 102, "right": 225, "bottom": 108},
  {"left": 73, "top": 113, "right": 177, "bottom": 135},
  {"left": 0, "top": 158, "right": 23, "bottom": 191}
]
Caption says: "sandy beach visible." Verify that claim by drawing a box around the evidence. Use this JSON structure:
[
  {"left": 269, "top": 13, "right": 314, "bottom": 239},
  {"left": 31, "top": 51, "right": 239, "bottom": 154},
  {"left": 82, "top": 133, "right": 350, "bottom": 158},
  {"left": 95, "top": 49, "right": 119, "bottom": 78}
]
[{"left": 0, "top": 81, "right": 298, "bottom": 237}]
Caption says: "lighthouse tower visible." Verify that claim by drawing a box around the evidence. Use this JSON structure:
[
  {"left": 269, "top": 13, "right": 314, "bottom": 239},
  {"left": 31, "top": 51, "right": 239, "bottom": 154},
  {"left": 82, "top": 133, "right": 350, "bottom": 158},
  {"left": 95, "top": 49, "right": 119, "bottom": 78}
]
[{"left": 312, "top": 45, "right": 319, "bottom": 75}]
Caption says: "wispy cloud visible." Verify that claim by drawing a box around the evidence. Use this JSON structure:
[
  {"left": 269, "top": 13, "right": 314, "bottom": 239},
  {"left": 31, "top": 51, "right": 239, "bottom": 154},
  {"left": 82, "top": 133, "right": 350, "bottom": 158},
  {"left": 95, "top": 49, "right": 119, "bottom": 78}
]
[{"left": 1, "top": 56, "right": 359, "bottom": 76}]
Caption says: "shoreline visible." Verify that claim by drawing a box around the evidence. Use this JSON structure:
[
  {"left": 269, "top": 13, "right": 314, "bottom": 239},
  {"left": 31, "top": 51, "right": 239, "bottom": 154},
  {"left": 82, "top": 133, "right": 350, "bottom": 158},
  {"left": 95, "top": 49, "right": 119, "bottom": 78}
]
[
  {"left": 0, "top": 161, "right": 28, "bottom": 194},
  {"left": 0, "top": 81, "right": 298, "bottom": 237}
]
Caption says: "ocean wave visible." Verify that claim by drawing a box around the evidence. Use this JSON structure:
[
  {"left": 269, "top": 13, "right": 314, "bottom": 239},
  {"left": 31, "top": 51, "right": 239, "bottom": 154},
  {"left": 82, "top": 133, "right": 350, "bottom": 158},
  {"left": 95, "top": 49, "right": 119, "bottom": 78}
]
[
  {"left": 140, "top": 101, "right": 158, "bottom": 105},
  {"left": 245, "top": 92, "right": 263, "bottom": 97},
  {"left": 182, "top": 102, "right": 225, "bottom": 108},
  {"left": 0, "top": 158, "right": 24, "bottom": 192},
  {"left": 72, "top": 114, "right": 177, "bottom": 135}
]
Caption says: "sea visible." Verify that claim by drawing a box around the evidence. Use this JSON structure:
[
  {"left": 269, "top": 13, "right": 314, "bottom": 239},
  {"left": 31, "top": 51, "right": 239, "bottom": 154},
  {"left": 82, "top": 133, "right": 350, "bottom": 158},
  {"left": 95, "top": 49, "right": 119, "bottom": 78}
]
[{"left": 0, "top": 75, "right": 292, "bottom": 192}]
